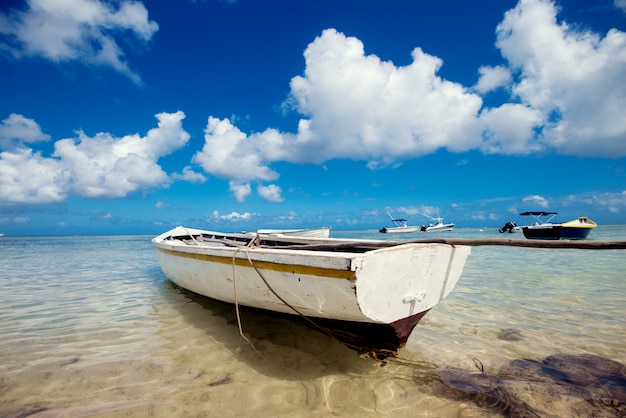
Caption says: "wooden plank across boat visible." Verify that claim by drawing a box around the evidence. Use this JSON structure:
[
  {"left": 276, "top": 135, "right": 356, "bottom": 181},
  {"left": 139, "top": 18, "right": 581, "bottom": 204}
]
[{"left": 153, "top": 226, "right": 626, "bottom": 358}]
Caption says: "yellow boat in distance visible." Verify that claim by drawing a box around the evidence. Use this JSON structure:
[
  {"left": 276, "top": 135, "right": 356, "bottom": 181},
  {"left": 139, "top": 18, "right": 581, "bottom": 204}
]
[{"left": 520, "top": 212, "right": 597, "bottom": 240}]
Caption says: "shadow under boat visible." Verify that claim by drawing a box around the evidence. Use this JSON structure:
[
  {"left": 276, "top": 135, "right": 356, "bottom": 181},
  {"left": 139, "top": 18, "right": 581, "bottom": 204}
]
[
  {"left": 165, "top": 280, "right": 424, "bottom": 361},
  {"left": 159, "top": 282, "right": 626, "bottom": 416}
]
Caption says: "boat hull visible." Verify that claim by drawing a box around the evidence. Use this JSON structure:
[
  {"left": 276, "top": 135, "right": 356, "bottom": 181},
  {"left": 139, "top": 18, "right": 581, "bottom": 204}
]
[
  {"left": 521, "top": 224, "right": 562, "bottom": 240},
  {"left": 559, "top": 217, "right": 596, "bottom": 239},
  {"left": 153, "top": 226, "right": 471, "bottom": 355},
  {"left": 379, "top": 226, "right": 420, "bottom": 233},
  {"left": 425, "top": 224, "right": 455, "bottom": 233},
  {"left": 560, "top": 227, "right": 593, "bottom": 239},
  {"left": 522, "top": 217, "right": 597, "bottom": 240}
]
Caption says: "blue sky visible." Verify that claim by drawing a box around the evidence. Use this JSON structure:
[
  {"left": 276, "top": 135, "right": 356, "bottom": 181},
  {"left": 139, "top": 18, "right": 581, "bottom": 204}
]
[{"left": 1, "top": 0, "right": 626, "bottom": 235}]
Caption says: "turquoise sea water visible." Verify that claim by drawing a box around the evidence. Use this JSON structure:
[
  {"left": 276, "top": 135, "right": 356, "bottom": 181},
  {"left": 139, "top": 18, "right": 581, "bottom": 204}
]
[{"left": 1, "top": 226, "right": 625, "bottom": 417}]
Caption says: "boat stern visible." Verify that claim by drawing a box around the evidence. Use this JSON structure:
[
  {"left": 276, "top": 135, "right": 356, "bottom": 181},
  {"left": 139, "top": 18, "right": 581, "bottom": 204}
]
[{"left": 354, "top": 243, "right": 471, "bottom": 325}]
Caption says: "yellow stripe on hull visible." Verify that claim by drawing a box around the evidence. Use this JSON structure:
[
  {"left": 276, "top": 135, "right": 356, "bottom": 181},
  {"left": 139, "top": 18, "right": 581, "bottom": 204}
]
[{"left": 155, "top": 247, "right": 356, "bottom": 280}]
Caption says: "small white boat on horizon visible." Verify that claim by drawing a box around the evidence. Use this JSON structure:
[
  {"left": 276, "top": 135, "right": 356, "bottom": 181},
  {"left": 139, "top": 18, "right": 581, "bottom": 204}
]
[
  {"left": 420, "top": 214, "right": 455, "bottom": 232},
  {"left": 379, "top": 211, "right": 420, "bottom": 234}
]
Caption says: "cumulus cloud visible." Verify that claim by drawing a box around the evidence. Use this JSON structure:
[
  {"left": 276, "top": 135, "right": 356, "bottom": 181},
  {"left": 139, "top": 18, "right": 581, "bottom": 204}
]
[
  {"left": 0, "top": 0, "right": 158, "bottom": 83},
  {"left": 0, "top": 113, "right": 51, "bottom": 150},
  {"left": 257, "top": 184, "right": 283, "bottom": 202},
  {"left": 0, "top": 147, "right": 67, "bottom": 204},
  {"left": 287, "top": 29, "right": 484, "bottom": 163},
  {"left": 0, "top": 112, "right": 190, "bottom": 204},
  {"left": 591, "top": 190, "right": 626, "bottom": 213},
  {"left": 229, "top": 181, "right": 251, "bottom": 202},
  {"left": 616, "top": 0, "right": 626, "bottom": 14},
  {"left": 479, "top": 104, "right": 544, "bottom": 154},
  {"left": 496, "top": 0, "right": 626, "bottom": 157},
  {"left": 523, "top": 194, "right": 550, "bottom": 208},
  {"left": 193, "top": 29, "right": 485, "bottom": 200},
  {"left": 474, "top": 65, "right": 512, "bottom": 94},
  {"left": 0, "top": 215, "right": 30, "bottom": 225},
  {"left": 193, "top": 3, "right": 626, "bottom": 199},
  {"left": 171, "top": 166, "right": 207, "bottom": 183},
  {"left": 193, "top": 117, "right": 280, "bottom": 182},
  {"left": 4, "top": 0, "right": 626, "bottom": 207},
  {"left": 215, "top": 211, "right": 254, "bottom": 221},
  {"left": 53, "top": 111, "right": 189, "bottom": 198}
]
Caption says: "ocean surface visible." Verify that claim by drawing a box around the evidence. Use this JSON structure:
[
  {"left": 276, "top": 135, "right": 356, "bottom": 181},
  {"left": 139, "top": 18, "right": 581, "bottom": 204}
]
[{"left": 1, "top": 226, "right": 625, "bottom": 417}]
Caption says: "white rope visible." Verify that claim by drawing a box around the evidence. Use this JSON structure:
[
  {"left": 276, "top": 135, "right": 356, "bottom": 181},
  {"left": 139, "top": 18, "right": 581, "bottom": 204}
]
[{"left": 231, "top": 236, "right": 265, "bottom": 359}]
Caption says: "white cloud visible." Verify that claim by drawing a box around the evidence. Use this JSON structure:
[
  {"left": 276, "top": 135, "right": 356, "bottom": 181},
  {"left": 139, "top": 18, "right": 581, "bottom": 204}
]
[
  {"left": 479, "top": 103, "right": 544, "bottom": 154},
  {"left": 0, "top": 112, "right": 190, "bottom": 204},
  {"left": 193, "top": 28, "right": 485, "bottom": 195},
  {"left": 4, "top": 1, "right": 626, "bottom": 207},
  {"left": 171, "top": 166, "right": 207, "bottom": 183},
  {"left": 218, "top": 211, "right": 254, "bottom": 221},
  {"left": 229, "top": 181, "right": 251, "bottom": 202},
  {"left": 0, "top": 0, "right": 158, "bottom": 83},
  {"left": 193, "top": 117, "right": 280, "bottom": 182},
  {"left": 495, "top": 0, "right": 626, "bottom": 157},
  {"left": 616, "top": 0, "right": 626, "bottom": 14},
  {"left": 287, "top": 29, "right": 484, "bottom": 164},
  {"left": 194, "top": 4, "right": 626, "bottom": 196},
  {"left": 0, "top": 216, "right": 30, "bottom": 225},
  {"left": 53, "top": 111, "right": 190, "bottom": 198},
  {"left": 523, "top": 194, "right": 549, "bottom": 208},
  {"left": 257, "top": 184, "right": 283, "bottom": 202},
  {"left": 0, "top": 113, "right": 51, "bottom": 150},
  {"left": 474, "top": 65, "right": 512, "bottom": 94},
  {"left": 591, "top": 190, "right": 626, "bottom": 213},
  {"left": 0, "top": 147, "right": 66, "bottom": 203},
  {"left": 155, "top": 200, "right": 170, "bottom": 209}
]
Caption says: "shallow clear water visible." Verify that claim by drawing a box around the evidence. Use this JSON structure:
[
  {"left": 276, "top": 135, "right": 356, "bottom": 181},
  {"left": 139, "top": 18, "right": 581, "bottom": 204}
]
[{"left": 1, "top": 226, "right": 625, "bottom": 417}]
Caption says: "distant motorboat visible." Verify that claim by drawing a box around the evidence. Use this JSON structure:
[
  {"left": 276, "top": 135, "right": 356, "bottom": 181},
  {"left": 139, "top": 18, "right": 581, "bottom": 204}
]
[
  {"left": 379, "top": 211, "right": 420, "bottom": 234},
  {"left": 519, "top": 212, "right": 597, "bottom": 240},
  {"left": 419, "top": 213, "right": 454, "bottom": 232}
]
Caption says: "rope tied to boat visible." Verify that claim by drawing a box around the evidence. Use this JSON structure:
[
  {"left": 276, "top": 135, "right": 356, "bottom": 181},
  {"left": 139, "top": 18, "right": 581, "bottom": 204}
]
[
  {"left": 228, "top": 237, "right": 373, "bottom": 357},
  {"left": 231, "top": 235, "right": 265, "bottom": 359}
]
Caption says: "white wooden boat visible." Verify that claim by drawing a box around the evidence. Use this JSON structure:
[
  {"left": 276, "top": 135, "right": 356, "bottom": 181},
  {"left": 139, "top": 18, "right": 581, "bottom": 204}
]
[
  {"left": 379, "top": 211, "right": 420, "bottom": 234},
  {"left": 255, "top": 226, "right": 331, "bottom": 238},
  {"left": 153, "top": 226, "right": 471, "bottom": 357}
]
